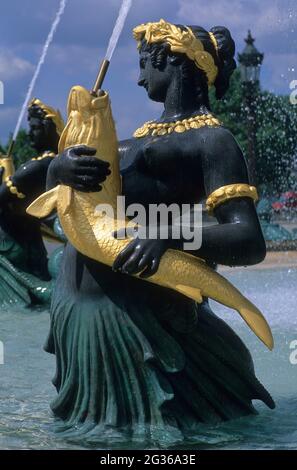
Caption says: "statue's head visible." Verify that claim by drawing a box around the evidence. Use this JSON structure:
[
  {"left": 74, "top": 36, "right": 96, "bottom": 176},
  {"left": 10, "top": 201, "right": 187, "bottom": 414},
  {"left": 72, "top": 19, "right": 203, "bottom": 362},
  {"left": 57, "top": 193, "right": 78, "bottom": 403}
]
[
  {"left": 133, "top": 19, "right": 236, "bottom": 106},
  {"left": 28, "top": 99, "right": 65, "bottom": 154}
]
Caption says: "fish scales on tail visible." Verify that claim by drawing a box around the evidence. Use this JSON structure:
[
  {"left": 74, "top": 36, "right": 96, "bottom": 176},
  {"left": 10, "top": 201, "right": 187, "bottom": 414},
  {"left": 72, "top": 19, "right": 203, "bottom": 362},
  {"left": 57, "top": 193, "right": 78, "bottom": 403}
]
[{"left": 27, "top": 86, "right": 274, "bottom": 350}]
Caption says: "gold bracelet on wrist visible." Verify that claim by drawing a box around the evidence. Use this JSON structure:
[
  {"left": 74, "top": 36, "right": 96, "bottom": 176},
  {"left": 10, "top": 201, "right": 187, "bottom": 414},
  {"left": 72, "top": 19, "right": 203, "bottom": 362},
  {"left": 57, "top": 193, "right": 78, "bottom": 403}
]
[
  {"left": 206, "top": 183, "right": 259, "bottom": 215},
  {"left": 5, "top": 177, "right": 26, "bottom": 199}
]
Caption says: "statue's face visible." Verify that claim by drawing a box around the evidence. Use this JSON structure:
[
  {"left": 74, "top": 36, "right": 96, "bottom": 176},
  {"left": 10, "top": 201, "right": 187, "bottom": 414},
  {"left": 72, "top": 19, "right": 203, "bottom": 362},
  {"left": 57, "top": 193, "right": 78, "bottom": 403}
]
[
  {"left": 138, "top": 48, "right": 171, "bottom": 103},
  {"left": 28, "top": 114, "right": 58, "bottom": 153},
  {"left": 28, "top": 116, "right": 47, "bottom": 151}
]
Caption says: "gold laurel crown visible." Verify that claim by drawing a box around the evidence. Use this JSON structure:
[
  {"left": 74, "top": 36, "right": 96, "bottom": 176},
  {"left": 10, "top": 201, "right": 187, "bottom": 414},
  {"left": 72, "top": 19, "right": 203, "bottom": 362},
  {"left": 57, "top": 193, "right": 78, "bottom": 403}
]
[
  {"left": 133, "top": 19, "right": 219, "bottom": 86},
  {"left": 29, "top": 98, "right": 65, "bottom": 136}
]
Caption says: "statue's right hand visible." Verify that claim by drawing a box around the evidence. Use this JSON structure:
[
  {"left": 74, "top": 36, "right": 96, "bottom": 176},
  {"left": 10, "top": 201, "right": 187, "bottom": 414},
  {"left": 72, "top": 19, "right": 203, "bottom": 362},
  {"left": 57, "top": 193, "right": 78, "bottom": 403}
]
[{"left": 50, "top": 145, "right": 111, "bottom": 192}]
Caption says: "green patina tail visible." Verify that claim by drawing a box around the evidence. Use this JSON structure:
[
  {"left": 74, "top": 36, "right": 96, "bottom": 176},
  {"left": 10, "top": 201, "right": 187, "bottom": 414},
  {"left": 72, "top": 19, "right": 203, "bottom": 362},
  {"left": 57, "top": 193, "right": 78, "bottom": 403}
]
[{"left": 0, "top": 254, "right": 52, "bottom": 307}]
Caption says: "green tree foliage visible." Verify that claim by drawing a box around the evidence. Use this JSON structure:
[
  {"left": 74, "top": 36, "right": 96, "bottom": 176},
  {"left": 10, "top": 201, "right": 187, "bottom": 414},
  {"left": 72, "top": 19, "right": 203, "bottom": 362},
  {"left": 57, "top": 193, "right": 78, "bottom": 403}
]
[
  {"left": 210, "top": 70, "right": 248, "bottom": 152},
  {"left": 5, "top": 129, "right": 36, "bottom": 169},
  {"left": 255, "top": 92, "right": 297, "bottom": 195},
  {"left": 210, "top": 69, "right": 297, "bottom": 195}
]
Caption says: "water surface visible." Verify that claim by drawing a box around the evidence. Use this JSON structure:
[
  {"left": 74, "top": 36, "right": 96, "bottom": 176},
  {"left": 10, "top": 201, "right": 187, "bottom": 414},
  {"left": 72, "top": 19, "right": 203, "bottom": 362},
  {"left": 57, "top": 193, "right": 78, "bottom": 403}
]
[{"left": 0, "top": 267, "right": 296, "bottom": 449}]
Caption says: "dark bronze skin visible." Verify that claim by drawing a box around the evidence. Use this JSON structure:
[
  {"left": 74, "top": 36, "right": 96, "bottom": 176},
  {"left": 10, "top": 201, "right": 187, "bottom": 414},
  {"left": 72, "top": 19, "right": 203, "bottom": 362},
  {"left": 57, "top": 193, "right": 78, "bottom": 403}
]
[
  {"left": 0, "top": 105, "right": 60, "bottom": 279},
  {"left": 44, "top": 27, "right": 274, "bottom": 432},
  {"left": 47, "top": 43, "right": 266, "bottom": 274},
  {"left": 28, "top": 109, "right": 59, "bottom": 155},
  {"left": 0, "top": 105, "right": 60, "bottom": 207}
]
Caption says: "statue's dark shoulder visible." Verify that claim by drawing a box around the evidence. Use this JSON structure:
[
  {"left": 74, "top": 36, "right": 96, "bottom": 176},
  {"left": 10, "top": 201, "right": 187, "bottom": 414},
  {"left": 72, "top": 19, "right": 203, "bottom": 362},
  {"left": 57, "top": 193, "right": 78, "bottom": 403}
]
[
  {"left": 188, "top": 125, "right": 250, "bottom": 194},
  {"left": 119, "top": 137, "right": 143, "bottom": 170},
  {"left": 187, "top": 125, "right": 241, "bottom": 158},
  {"left": 118, "top": 138, "right": 137, "bottom": 159}
]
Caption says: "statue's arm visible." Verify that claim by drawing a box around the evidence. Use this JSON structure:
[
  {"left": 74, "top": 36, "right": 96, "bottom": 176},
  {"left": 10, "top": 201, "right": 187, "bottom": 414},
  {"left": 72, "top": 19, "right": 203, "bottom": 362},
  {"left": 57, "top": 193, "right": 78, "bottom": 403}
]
[
  {"left": 190, "top": 127, "right": 266, "bottom": 266},
  {"left": 0, "top": 157, "right": 54, "bottom": 210},
  {"left": 112, "top": 129, "right": 265, "bottom": 276}
]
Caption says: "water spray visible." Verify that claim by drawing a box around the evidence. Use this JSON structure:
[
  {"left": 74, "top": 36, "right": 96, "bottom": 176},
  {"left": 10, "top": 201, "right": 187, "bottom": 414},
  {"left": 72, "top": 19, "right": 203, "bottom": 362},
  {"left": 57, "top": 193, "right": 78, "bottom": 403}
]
[
  {"left": 92, "top": 0, "right": 133, "bottom": 95},
  {"left": 7, "top": 0, "right": 132, "bottom": 159},
  {"left": 7, "top": 0, "right": 68, "bottom": 158}
]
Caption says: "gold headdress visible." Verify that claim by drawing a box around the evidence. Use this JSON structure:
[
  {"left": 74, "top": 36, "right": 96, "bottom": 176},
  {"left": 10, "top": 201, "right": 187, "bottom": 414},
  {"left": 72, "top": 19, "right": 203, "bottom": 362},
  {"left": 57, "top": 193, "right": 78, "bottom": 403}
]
[
  {"left": 29, "top": 98, "right": 65, "bottom": 136},
  {"left": 133, "top": 19, "right": 219, "bottom": 86}
]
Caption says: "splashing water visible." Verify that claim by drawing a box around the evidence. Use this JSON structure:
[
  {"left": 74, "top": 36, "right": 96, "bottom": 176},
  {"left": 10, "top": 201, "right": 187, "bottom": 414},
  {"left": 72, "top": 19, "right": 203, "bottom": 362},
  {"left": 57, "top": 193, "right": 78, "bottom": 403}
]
[
  {"left": 105, "top": 0, "right": 133, "bottom": 62},
  {"left": 12, "top": 0, "right": 68, "bottom": 142}
]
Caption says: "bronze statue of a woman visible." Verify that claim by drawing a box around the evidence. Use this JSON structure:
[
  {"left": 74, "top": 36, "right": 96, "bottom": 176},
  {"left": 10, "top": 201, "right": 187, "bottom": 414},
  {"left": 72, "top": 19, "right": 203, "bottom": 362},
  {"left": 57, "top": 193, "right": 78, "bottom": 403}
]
[
  {"left": 44, "top": 20, "right": 275, "bottom": 446},
  {"left": 0, "top": 99, "right": 64, "bottom": 307}
]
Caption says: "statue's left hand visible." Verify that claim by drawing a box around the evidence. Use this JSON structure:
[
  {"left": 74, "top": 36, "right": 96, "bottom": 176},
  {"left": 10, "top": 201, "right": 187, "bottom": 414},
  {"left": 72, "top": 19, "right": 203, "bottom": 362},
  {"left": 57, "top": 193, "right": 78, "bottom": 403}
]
[{"left": 112, "top": 229, "right": 168, "bottom": 278}]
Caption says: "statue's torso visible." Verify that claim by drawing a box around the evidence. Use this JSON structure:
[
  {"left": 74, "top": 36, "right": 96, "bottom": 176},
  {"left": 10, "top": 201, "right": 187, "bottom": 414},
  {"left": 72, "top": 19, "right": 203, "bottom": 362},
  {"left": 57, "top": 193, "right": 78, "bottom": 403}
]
[
  {"left": 61, "top": 130, "right": 209, "bottom": 309},
  {"left": 119, "top": 132, "right": 206, "bottom": 208}
]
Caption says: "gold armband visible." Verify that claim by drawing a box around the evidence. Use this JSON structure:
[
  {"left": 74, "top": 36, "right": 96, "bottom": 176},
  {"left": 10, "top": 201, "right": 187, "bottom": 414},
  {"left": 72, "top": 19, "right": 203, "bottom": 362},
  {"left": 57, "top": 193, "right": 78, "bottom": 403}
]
[
  {"left": 5, "top": 177, "right": 26, "bottom": 199},
  {"left": 206, "top": 183, "right": 258, "bottom": 215},
  {"left": 0, "top": 156, "right": 15, "bottom": 181}
]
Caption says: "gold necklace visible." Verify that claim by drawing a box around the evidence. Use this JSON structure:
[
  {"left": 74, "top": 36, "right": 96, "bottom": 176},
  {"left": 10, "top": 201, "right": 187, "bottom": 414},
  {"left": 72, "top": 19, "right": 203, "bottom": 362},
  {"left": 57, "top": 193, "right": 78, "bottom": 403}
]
[
  {"left": 133, "top": 113, "right": 221, "bottom": 138},
  {"left": 31, "top": 151, "right": 56, "bottom": 161}
]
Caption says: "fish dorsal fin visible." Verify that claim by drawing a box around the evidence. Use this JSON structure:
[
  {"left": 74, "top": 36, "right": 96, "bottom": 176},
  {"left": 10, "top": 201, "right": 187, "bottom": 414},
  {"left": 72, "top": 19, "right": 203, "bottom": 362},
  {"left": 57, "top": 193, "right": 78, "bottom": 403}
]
[
  {"left": 61, "top": 186, "right": 73, "bottom": 215},
  {"left": 175, "top": 284, "right": 203, "bottom": 303},
  {"left": 26, "top": 186, "right": 60, "bottom": 218}
]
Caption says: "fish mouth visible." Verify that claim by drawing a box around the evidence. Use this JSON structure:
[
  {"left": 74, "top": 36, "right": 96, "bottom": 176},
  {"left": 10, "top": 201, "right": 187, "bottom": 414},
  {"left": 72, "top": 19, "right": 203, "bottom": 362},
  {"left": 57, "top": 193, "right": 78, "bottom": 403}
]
[{"left": 68, "top": 86, "right": 92, "bottom": 114}]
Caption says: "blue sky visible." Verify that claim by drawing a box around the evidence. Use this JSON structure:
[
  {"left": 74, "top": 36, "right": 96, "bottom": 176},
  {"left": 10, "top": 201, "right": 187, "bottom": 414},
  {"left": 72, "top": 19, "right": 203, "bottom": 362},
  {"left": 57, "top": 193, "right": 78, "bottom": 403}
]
[{"left": 0, "top": 0, "right": 296, "bottom": 144}]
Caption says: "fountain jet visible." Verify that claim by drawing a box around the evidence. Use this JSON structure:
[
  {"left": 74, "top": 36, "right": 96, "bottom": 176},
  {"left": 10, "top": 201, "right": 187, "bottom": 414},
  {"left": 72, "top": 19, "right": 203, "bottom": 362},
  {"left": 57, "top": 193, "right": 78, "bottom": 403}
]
[
  {"left": 92, "top": 0, "right": 133, "bottom": 95},
  {"left": 8, "top": 0, "right": 68, "bottom": 157}
]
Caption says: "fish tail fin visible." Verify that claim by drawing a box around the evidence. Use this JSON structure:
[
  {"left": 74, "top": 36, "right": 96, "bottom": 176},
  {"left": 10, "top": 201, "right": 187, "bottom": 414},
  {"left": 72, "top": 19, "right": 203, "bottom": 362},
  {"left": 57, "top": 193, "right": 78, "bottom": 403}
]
[
  {"left": 26, "top": 186, "right": 59, "bottom": 218},
  {"left": 238, "top": 300, "right": 274, "bottom": 350},
  {"left": 175, "top": 284, "right": 203, "bottom": 303}
]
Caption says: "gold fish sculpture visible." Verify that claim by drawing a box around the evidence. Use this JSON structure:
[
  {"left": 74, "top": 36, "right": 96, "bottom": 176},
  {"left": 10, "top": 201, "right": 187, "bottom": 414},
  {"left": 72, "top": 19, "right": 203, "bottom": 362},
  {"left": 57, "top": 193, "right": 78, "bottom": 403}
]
[{"left": 27, "top": 86, "right": 273, "bottom": 350}]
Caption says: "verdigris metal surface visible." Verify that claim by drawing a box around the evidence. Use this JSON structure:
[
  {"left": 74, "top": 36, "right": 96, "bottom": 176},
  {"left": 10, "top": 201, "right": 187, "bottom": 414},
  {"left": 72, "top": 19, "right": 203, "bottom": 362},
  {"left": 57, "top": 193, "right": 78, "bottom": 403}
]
[{"left": 0, "top": 267, "right": 295, "bottom": 450}]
